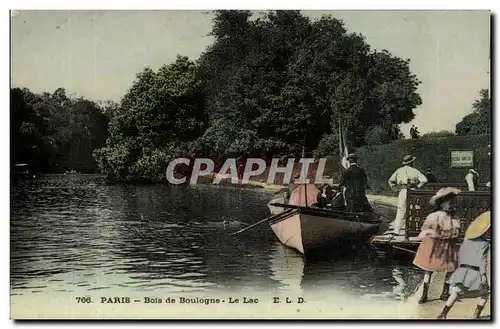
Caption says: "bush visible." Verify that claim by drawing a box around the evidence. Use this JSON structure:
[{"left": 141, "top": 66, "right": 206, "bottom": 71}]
[
  {"left": 313, "top": 133, "right": 340, "bottom": 159},
  {"left": 365, "top": 125, "right": 390, "bottom": 145},
  {"left": 422, "top": 130, "right": 456, "bottom": 138},
  {"left": 329, "top": 134, "right": 491, "bottom": 194}
]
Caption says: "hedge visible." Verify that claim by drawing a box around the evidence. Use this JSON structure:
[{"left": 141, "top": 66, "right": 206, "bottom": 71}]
[
  {"left": 328, "top": 134, "right": 491, "bottom": 194},
  {"left": 251, "top": 134, "right": 491, "bottom": 196}
]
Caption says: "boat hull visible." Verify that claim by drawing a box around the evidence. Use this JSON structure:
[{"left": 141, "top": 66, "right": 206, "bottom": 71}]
[{"left": 269, "top": 208, "right": 381, "bottom": 256}]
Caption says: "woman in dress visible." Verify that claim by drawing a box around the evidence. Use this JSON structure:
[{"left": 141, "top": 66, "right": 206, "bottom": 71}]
[
  {"left": 437, "top": 211, "right": 490, "bottom": 319},
  {"left": 413, "top": 187, "right": 461, "bottom": 304}
]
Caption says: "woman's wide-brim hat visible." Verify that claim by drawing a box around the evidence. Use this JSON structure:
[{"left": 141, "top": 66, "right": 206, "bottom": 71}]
[
  {"left": 466, "top": 211, "right": 491, "bottom": 239},
  {"left": 429, "top": 187, "right": 461, "bottom": 206},
  {"left": 346, "top": 153, "right": 357, "bottom": 161},
  {"left": 402, "top": 155, "right": 416, "bottom": 165}
]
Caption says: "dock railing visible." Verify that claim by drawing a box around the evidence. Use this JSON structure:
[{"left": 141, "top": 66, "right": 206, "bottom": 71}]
[
  {"left": 405, "top": 189, "right": 491, "bottom": 241},
  {"left": 424, "top": 182, "right": 490, "bottom": 191}
]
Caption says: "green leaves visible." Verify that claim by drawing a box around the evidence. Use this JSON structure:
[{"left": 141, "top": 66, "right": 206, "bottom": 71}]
[
  {"left": 14, "top": 11, "right": 427, "bottom": 183},
  {"left": 199, "top": 11, "right": 422, "bottom": 156},
  {"left": 10, "top": 87, "right": 109, "bottom": 173},
  {"left": 456, "top": 89, "right": 491, "bottom": 136},
  {"left": 93, "top": 56, "right": 206, "bottom": 182}
]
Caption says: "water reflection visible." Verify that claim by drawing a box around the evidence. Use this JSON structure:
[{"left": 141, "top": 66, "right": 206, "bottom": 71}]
[
  {"left": 11, "top": 175, "right": 421, "bottom": 302},
  {"left": 269, "top": 243, "right": 304, "bottom": 294},
  {"left": 392, "top": 268, "right": 407, "bottom": 302}
]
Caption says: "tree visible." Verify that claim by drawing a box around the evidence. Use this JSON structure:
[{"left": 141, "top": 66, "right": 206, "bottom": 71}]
[
  {"left": 10, "top": 87, "right": 110, "bottom": 173},
  {"left": 94, "top": 55, "right": 206, "bottom": 182},
  {"left": 365, "top": 125, "right": 390, "bottom": 145},
  {"left": 198, "top": 10, "right": 422, "bottom": 158},
  {"left": 456, "top": 89, "right": 491, "bottom": 136},
  {"left": 313, "top": 132, "right": 340, "bottom": 158}
]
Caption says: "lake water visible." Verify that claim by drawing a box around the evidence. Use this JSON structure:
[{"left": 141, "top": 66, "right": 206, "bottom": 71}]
[{"left": 10, "top": 175, "right": 426, "bottom": 316}]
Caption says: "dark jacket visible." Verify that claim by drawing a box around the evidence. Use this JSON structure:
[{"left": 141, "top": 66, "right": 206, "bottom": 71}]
[
  {"left": 340, "top": 164, "right": 368, "bottom": 199},
  {"left": 426, "top": 172, "right": 437, "bottom": 183}
]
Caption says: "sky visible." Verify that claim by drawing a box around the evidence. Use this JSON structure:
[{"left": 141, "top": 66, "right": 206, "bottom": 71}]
[{"left": 10, "top": 10, "right": 490, "bottom": 135}]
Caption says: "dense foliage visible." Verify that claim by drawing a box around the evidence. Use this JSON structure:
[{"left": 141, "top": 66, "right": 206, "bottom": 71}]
[
  {"left": 329, "top": 134, "right": 491, "bottom": 194},
  {"left": 10, "top": 87, "right": 109, "bottom": 173},
  {"left": 455, "top": 89, "right": 491, "bottom": 136},
  {"left": 20, "top": 11, "right": 492, "bottom": 184},
  {"left": 197, "top": 10, "right": 421, "bottom": 158},
  {"left": 364, "top": 125, "right": 390, "bottom": 145},
  {"left": 421, "top": 130, "right": 456, "bottom": 138},
  {"left": 93, "top": 56, "right": 206, "bottom": 182}
]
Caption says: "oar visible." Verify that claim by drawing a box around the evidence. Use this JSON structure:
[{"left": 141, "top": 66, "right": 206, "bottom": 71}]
[
  {"left": 230, "top": 209, "right": 294, "bottom": 236},
  {"left": 269, "top": 202, "right": 357, "bottom": 218},
  {"left": 269, "top": 202, "right": 383, "bottom": 222}
]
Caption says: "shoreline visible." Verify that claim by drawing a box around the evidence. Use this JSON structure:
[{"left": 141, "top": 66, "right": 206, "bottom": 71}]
[
  {"left": 238, "top": 179, "right": 490, "bottom": 320},
  {"left": 23, "top": 173, "right": 400, "bottom": 204},
  {"left": 242, "top": 179, "right": 399, "bottom": 206},
  {"left": 11, "top": 176, "right": 489, "bottom": 320}
]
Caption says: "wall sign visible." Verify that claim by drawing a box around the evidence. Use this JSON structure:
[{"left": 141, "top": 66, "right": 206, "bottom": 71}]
[{"left": 450, "top": 150, "right": 474, "bottom": 168}]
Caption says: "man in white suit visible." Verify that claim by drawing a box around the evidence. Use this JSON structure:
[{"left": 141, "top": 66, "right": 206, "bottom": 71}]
[{"left": 387, "top": 155, "right": 428, "bottom": 235}]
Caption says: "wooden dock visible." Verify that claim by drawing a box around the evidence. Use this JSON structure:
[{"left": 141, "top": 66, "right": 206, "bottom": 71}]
[
  {"left": 369, "top": 231, "right": 420, "bottom": 255},
  {"left": 369, "top": 188, "right": 490, "bottom": 257}
]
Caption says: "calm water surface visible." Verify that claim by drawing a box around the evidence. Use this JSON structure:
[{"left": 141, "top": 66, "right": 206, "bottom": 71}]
[{"left": 11, "top": 175, "right": 423, "bottom": 301}]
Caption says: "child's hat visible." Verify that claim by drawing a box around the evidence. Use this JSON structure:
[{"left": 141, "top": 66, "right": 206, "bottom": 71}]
[{"left": 465, "top": 211, "right": 491, "bottom": 239}]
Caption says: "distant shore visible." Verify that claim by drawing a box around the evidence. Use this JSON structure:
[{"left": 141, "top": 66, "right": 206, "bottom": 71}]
[{"left": 237, "top": 178, "right": 399, "bottom": 207}]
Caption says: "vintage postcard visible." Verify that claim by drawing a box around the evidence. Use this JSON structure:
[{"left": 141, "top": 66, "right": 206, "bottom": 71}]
[{"left": 10, "top": 9, "right": 491, "bottom": 320}]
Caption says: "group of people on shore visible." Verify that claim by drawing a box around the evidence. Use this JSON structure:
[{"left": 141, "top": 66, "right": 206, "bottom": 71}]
[
  {"left": 312, "top": 152, "right": 491, "bottom": 319},
  {"left": 412, "top": 188, "right": 490, "bottom": 319},
  {"left": 280, "top": 150, "right": 490, "bottom": 319},
  {"left": 410, "top": 125, "right": 420, "bottom": 139},
  {"left": 384, "top": 154, "right": 490, "bottom": 319},
  {"left": 312, "top": 152, "right": 484, "bottom": 222}
]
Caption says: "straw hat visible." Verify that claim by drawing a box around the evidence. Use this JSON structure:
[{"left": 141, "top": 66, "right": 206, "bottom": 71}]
[
  {"left": 274, "top": 187, "right": 288, "bottom": 195},
  {"left": 402, "top": 155, "right": 416, "bottom": 165},
  {"left": 346, "top": 153, "right": 357, "bottom": 161},
  {"left": 429, "top": 187, "right": 461, "bottom": 206},
  {"left": 465, "top": 211, "right": 491, "bottom": 240}
]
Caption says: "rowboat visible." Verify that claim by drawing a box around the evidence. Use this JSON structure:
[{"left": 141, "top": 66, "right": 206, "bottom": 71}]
[
  {"left": 266, "top": 185, "right": 382, "bottom": 257},
  {"left": 263, "top": 122, "right": 381, "bottom": 256},
  {"left": 11, "top": 163, "right": 34, "bottom": 181}
]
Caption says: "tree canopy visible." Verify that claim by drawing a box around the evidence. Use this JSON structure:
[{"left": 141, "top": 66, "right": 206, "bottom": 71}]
[
  {"left": 455, "top": 89, "right": 491, "bottom": 136},
  {"left": 197, "top": 10, "right": 421, "bottom": 157},
  {"left": 93, "top": 55, "right": 206, "bottom": 182},
  {"left": 12, "top": 10, "right": 424, "bottom": 183},
  {"left": 10, "top": 87, "right": 109, "bottom": 173}
]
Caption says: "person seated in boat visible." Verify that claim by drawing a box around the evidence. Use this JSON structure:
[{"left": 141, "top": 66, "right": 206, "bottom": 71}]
[
  {"left": 287, "top": 173, "right": 301, "bottom": 201},
  {"left": 316, "top": 183, "right": 334, "bottom": 208},
  {"left": 315, "top": 181, "right": 347, "bottom": 210},
  {"left": 327, "top": 185, "right": 346, "bottom": 209},
  {"left": 315, "top": 186, "right": 327, "bottom": 208},
  {"left": 339, "top": 154, "right": 372, "bottom": 213}
]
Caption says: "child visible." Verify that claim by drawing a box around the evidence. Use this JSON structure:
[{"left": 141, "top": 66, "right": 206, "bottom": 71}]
[
  {"left": 437, "top": 211, "right": 491, "bottom": 319},
  {"left": 413, "top": 187, "right": 461, "bottom": 304}
]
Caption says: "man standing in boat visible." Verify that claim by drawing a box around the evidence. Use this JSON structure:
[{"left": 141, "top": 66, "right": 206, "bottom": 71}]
[
  {"left": 388, "top": 155, "right": 428, "bottom": 235},
  {"left": 339, "top": 153, "right": 372, "bottom": 213}
]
